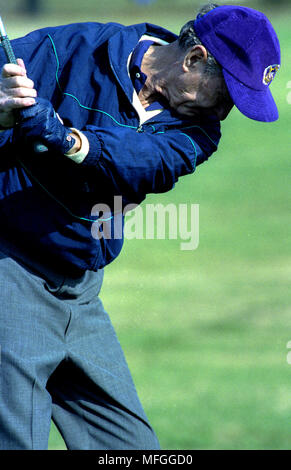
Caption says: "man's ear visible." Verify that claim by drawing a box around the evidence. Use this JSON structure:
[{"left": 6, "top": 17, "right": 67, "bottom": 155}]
[{"left": 183, "top": 45, "right": 208, "bottom": 72}]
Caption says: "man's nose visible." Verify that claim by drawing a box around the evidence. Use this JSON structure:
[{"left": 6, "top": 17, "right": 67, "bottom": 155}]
[
  {"left": 199, "top": 101, "right": 233, "bottom": 121},
  {"left": 214, "top": 101, "right": 234, "bottom": 121}
]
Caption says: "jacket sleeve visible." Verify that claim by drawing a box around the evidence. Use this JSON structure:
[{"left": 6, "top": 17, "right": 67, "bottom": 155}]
[
  {"left": 0, "top": 22, "right": 124, "bottom": 103},
  {"left": 80, "top": 122, "right": 221, "bottom": 204},
  {"left": 0, "top": 130, "right": 13, "bottom": 156}
]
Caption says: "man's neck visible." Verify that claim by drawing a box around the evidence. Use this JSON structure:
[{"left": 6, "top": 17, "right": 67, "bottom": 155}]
[{"left": 139, "top": 41, "right": 180, "bottom": 108}]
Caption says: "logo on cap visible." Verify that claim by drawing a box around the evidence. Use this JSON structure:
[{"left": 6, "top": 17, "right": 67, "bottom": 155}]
[{"left": 263, "top": 64, "right": 280, "bottom": 86}]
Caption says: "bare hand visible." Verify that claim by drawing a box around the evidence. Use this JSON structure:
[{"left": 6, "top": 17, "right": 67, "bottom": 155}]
[{"left": 0, "top": 58, "right": 37, "bottom": 128}]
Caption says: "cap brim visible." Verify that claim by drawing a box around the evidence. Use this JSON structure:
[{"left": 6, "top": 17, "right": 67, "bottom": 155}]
[{"left": 222, "top": 68, "right": 279, "bottom": 122}]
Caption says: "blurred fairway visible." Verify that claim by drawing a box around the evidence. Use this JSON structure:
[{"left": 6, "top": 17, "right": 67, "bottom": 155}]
[{"left": 4, "top": 1, "right": 291, "bottom": 450}]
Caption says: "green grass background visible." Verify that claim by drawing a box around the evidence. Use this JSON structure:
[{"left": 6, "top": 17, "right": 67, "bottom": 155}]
[{"left": 3, "top": 0, "right": 291, "bottom": 450}]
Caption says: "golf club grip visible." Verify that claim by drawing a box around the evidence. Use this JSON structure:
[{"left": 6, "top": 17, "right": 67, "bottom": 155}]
[
  {"left": 1, "top": 36, "right": 17, "bottom": 64},
  {"left": 1, "top": 34, "right": 48, "bottom": 153}
]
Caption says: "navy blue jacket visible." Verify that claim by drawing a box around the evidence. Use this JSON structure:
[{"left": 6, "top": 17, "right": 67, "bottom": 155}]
[{"left": 0, "top": 22, "right": 221, "bottom": 274}]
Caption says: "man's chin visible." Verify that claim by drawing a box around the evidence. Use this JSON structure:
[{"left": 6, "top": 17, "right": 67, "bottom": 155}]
[{"left": 177, "top": 107, "right": 202, "bottom": 120}]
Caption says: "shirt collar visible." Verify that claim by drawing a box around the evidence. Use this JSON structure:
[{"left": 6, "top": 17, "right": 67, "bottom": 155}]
[
  {"left": 129, "top": 39, "right": 166, "bottom": 111},
  {"left": 129, "top": 40, "right": 154, "bottom": 94}
]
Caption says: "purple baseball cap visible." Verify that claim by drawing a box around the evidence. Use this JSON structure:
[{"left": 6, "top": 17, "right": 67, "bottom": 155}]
[{"left": 194, "top": 5, "right": 281, "bottom": 122}]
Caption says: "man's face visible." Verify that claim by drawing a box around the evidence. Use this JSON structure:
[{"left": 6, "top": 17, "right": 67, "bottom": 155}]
[{"left": 158, "top": 52, "right": 233, "bottom": 121}]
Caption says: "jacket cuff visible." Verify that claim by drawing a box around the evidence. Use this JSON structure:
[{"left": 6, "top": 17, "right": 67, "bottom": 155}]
[{"left": 79, "top": 131, "right": 103, "bottom": 167}]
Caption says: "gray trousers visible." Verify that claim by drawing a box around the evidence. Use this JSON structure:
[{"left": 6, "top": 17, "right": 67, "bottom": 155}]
[{"left": 0, "top": 247, "right": 159, "bottom": 450}]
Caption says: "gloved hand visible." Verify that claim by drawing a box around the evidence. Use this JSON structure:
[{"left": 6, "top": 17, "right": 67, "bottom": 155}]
[{"left": 17, "top": 97, "right": 76, "bottom": 154}]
